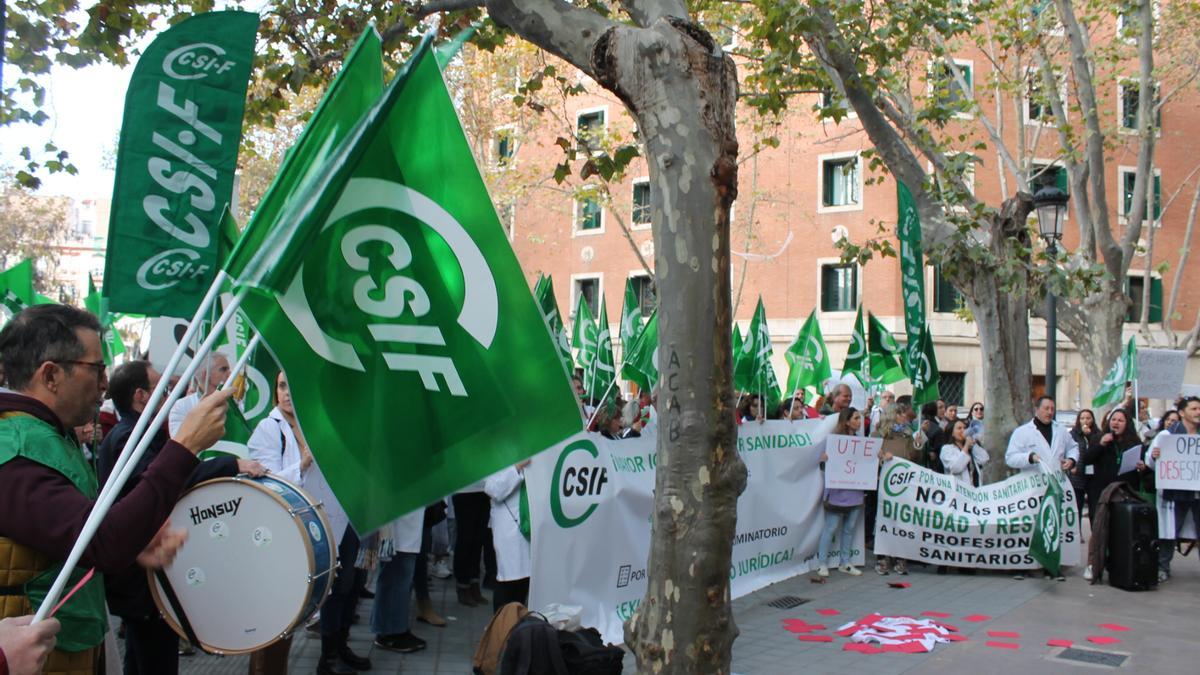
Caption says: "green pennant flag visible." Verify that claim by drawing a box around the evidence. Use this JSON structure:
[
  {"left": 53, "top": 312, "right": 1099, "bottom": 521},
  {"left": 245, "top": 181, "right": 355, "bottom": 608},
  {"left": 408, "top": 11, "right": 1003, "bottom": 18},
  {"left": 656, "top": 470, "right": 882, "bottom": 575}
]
[
  {"left": 1, "top": 259, "right": 35, "bottom": 324},
  {"left": 732, "top": 323, "right": 745, "bottom": 385},
  {"left": 231, "top": 35, "right": 580, "bottom": 532},
  {"left": 1029, "top": 473, "right": 1064, "bottom": 577},
  {"left": 784, "top": 309, "right": 832, "bottom": 397},
  {"left": 1092, "top": 337, "right": 1138, "bottom": 408},
  {"left": 621, "top": 309, "right": 658, "bottom": 392},
  {"left": 908, "top": 326, "right": 941, "bottom": 405},
  {"left": 898, "top": 181, "right": 941, "bottom": 402},
  {"left": 199, "top": 397, "right": 253, "bottom": 461},
  {"left": 589, "top": 295, "right": 616, "bottom": 401},
  {"left": 573, "top": 291, "right": 598, "bottom": 395},
  {"left": 842, "top": 306, "right": 868, "bottom": 385},
  {"left": 740, "top": 298, "right": 781, "bottom": 408},
  {"left": 867, "top": 313, "right": 906, "bottom": 385},
  {"left": 85, "top": 276, "right": 126, "bottom": 366},
  {"left": 620, "top": 277, "right": 644, "bottom": 354},
  {"left": 102, "top": 11, "right": 258, "bottom": 317},
  {"left": 533, "top": 274, "right": 573, "bottom": 376}
]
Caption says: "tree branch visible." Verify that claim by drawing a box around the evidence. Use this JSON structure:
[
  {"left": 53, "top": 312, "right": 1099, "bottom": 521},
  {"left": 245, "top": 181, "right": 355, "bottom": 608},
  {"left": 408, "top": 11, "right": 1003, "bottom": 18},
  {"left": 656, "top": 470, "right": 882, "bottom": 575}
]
[
  {"left": 619, "top": 0, "right": 688, "bottom": 27},
  {"left": 413, "top": 0, "right": 485, "bottom": 19},
  {"left": 1166, "top": 175, "right": 1200, "bottom": 341},
  {"left": 485, "top": 0, "right": 619, "bottom": 81},
  {"left": 1119, "top": 0, "right": 1159, "bottom": 272}
]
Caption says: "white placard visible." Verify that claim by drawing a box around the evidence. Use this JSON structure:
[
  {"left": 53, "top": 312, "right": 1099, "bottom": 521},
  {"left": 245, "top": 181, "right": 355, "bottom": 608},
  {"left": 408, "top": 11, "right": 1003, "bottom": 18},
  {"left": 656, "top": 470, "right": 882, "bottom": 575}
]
[
  {"left": 1152, "top": 434, "right": 1200, "bottom": 491},
  {"left": 1119, "top": 445, "right": 1143, "bottom": 475},
  {"left": 824, "top": 434, "right": 881, "bottom": 490},
  {"left": 1137, "top": 349, "right": 1188, "bottom": 399}
]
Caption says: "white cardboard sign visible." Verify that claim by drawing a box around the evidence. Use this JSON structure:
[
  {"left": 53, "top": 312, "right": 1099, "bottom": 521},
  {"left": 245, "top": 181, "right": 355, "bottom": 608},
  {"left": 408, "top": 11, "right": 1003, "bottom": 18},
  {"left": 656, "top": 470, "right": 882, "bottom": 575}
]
[
  {"left": 824, "top": 434, "right": 881, "bottom": 490},
  {"left": 1153, "top": 434, "right": 1200, "bottom": 492},
  {"left": 1137, "top": 349, "right": 1188, "bottom": 399}
]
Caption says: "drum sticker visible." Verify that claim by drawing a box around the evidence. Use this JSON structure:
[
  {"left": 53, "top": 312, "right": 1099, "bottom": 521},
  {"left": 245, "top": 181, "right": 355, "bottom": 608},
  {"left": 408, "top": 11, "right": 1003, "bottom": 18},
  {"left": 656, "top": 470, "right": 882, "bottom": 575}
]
[
  {"left": 308, "top": 522, "right": 322, "bottom": 542},
  {"left": 185, "top": 567, "right": 206, "bottom": 586},
  {"left": 252, "top": 526, "right": 273, "bottom": 547},
  {"left": 209, "top": 520, "right": 229, "bottom": 540}
]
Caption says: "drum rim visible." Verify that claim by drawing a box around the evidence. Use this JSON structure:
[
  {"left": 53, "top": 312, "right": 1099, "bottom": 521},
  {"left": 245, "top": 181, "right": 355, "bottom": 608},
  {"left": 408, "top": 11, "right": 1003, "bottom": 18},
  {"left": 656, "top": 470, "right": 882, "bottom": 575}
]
[{"left": 148, "top": 474, "right": 338, "bottom": 655}]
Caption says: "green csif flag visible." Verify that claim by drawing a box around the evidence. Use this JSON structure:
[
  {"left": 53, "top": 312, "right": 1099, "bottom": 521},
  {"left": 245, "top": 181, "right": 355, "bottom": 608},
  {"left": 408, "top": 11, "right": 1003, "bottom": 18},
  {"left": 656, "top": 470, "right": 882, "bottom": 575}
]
[
  {"left": 740, "top": 298, "right": 781, "bottom": 409},
  {"left": 573, "top": 291, "right": 598, "bottom": 394},
  {"left": 1029, "top": 472, "right": 1065, "bottom": 577},
  {"left": 1, "top": 259, "right": 35, "bottom": 323},
  {"left": 620, "top": 277, "right": 644, "bottom": 354},
  {"left": 784, "top": 309, "right": 831, "bottom": 397},
  {"left": 867, "top": 313, "right": 906, "bottom": 385},
  {"left": 898, "top": 180, "right": 940, "bottom": 401},
  {"left": 732, "top": 323, "right": 747, "bottom": 391},
  {"left": 908, "top": 326, "right": 941, "bottom": 405},
  {"left": 103, "top": 11, "right": 258, "bottom": 317},
  {"left": 621, "top": 309, "right": 658, "bottom": 392},
  {"left": 533, "top": 274, "right": 573, "bottom": 376},
  {"left": 842, "top": 307, "right": 869, "bottom": 385},
  {"left": 85, "top": 276, "right": 126, "bottom": 366},
  {"left": 1093, "top": 337, "right": 1138, "bottom": 408},
  {"left": 589, "top": 295, "right": 616, "bottom": 401},
  {"left": 232, "top": 36, "right": 580, "bottom": 532}
]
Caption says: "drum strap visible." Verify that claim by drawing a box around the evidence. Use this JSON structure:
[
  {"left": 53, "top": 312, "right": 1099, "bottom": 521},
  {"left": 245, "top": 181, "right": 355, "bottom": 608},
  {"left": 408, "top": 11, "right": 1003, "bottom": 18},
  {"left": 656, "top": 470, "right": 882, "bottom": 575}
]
[{"left": 154, "top": 569, "right": 204, "bottom": 651}]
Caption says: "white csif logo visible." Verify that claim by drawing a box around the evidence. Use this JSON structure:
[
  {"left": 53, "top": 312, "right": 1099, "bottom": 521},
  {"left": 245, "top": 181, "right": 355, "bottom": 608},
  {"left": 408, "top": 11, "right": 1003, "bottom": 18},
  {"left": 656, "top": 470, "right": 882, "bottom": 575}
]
[
  {"left": 280, "top": 178, "right": 498, "bottom": 397},
  {"left": 163, "top": 43, "right": 237, "bottom": 80}
]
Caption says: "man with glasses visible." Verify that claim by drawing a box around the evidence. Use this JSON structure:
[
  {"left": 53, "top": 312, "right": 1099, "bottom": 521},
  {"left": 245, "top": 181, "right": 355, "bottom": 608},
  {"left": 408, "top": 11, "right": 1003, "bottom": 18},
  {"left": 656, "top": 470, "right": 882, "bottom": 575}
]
[{"left": 0, "top": 305, "right": 231, "bottom": 673}]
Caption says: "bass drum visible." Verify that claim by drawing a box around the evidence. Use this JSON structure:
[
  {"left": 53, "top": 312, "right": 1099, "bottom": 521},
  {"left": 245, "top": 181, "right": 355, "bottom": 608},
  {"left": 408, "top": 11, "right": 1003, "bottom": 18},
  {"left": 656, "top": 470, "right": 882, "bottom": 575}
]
[{"left": 149, "top": 475, "right": 336, "bottom": 654}]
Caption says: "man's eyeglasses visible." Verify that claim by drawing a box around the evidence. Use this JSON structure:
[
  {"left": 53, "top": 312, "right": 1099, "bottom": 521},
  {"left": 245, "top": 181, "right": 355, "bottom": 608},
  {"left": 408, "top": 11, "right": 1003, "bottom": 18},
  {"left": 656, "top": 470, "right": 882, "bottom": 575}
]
[{"left": 57, "top": 360, "right": 107, "bottom": 377}]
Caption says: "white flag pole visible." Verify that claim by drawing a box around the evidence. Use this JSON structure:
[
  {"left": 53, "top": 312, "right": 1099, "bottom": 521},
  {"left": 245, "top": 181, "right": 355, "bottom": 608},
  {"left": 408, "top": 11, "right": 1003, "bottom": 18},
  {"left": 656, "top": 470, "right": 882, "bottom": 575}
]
[
  {"left": 34, "top": 285, "right": 248, "bottom": 623},
  {"left": 93, "top": 271, "right": 229, "bottom": 507},
  {"left": 222, "top": 332, "right": 262, "bottom": 391},
  {"left": 585, "top": 377, "right": 620, "bottom": 432}
]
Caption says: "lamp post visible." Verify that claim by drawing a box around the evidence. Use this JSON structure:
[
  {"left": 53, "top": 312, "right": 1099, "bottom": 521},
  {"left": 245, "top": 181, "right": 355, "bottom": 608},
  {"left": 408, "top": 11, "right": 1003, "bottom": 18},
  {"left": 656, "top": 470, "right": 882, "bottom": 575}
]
[{"left": 1034, "top": 182, "right": 1069, "bottom": 401}]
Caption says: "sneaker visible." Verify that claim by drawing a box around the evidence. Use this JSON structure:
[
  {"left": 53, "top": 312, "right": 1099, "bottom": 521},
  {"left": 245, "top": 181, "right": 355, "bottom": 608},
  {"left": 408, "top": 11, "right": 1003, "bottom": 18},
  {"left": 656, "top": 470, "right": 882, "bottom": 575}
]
[
  {"left": 875, "top": 560, "right": 890, "bottom": 575},
  {"left": 839, "top": 565, "right": 862, "bottom": 576},
  {"left": 893, "top": 560, "right": 908, "bottom": 575},
  {"left": 1083, "top": 565, "right": 1093, "bottom": 581},
  {"left": 374, "top": 632, "right": 427, "bottom": 653},
  {"left": 1158, "top": 570, "right": 1170, "bottom": 583},
  {"left": 817, "top": 565, "right": 829, "bottom": 578},
  {"left": 431, "top": 558, "right": 453, "bottom": 579}
]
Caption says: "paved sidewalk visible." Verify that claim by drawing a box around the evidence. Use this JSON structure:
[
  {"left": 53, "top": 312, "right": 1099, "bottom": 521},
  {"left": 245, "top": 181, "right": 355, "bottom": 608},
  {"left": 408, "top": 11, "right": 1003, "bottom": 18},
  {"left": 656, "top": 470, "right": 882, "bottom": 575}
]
[{"left": 166, "top": 548, "right": 1197, "bottom": 674}]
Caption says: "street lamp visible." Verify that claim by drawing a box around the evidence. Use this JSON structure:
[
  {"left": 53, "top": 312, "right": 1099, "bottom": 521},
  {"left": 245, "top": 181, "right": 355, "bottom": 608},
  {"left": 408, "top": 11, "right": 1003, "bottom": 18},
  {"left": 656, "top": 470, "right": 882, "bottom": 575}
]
[{"left": 1034, "top": 182, "right": 1069, "bottom": 402}]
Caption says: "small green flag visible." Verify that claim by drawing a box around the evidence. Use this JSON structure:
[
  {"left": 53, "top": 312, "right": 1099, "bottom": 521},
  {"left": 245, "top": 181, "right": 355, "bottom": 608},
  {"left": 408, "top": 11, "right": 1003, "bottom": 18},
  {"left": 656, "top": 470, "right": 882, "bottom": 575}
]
[
  {"left": 620, "top": 277, "right": 644, "bottom": 353},
  {"left": 842, "top": 307, "right": 869, "bottom": 385},
  {"left": 573, "top": 291, "right": 598, "bottom": 396},
  {"left": 1092, "top": 337, "right": 1137, "bottom": 408},
  {"left": 867, "top": 313, "right": 906, "bottom": 385},
  {"left": 907, "top": 326, "right": 941, "bottom": 405},
  {"left": 739, "top": 298, "right": 781, "bottom": 409},
  {"left": 533, "top": 274, "right": 573, "bottom": 376},
  {"left": 588, "top": 295, "right": 616, "bottom": 401},
  {"left": 784, "top": 309, "right": 832, "bottom": 397},
  {"left": 85, "top": 276, "right": 126, "bottom": 366},
  {"left": 1, "top": 259, "right": 35, "bottom": 324},
  {"left": 1029, "top": 472, "right": 1064, "bottom": 577},
  {"left": 199, "top": 397, "right": 253, "bottom": 461},
  {"left": 621, "top": 309, "right": 658, "bottom": 392},
  {"left": 732, "top": 323, "right": 746, "bottom": 391}
]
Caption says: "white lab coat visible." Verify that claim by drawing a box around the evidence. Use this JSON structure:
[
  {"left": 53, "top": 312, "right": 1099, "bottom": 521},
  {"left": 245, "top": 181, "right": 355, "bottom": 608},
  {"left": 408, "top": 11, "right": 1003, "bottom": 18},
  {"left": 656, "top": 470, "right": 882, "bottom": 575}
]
[
  {"left": 248, "top": 407, "right": 352, "bottom": 546},
  {"left": 485, "top": 467, "right": 531, "bottom": 582},
  {"left": 1005, "top": 419, "right": 1079, "bottom": 474},
  {"left": 375, "top": 509, "right": 424, "bottom": 559},
  {"left": 167, "top": 392, "right": 201, "bottom": 437},
  {"left": 940, "top": 442, "right": 989, "bottom": 486}
]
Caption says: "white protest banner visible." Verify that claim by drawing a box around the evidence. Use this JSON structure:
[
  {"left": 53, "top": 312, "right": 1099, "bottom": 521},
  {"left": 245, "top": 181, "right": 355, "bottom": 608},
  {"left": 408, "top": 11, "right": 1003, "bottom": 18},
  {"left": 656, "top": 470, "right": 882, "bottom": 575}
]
[
  {"left": 1151, "top": 434, "right": 1200, "bottom": 491},
  {"left": 874, "top": 459, "right": 1081, "bottom": 570},
  {"left": 824, "top": 434, "right": 881, "bottom": 490},
  {"left": 1137, "top": 348, "right": 1188, "bottom": 399},
  {"left": 525, "top": 417, "right": 864, "bottom": 644}
]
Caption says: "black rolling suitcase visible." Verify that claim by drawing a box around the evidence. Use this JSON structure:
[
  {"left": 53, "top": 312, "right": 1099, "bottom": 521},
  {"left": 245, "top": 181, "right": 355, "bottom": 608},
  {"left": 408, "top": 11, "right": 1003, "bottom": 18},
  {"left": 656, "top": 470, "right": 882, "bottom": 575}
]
[{"left": 1107, "top": 501, "right": 1158, "bottom": 591}]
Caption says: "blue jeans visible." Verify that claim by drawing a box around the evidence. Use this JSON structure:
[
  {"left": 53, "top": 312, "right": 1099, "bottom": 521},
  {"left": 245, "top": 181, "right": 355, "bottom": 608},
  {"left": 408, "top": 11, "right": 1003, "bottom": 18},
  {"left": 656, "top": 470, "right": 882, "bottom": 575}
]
[
  {"left": 371, "top": 552, "right": 418, "bottom": 636},
  {"left": 818, "top": 506, "right": 861, "bottom": 566}
]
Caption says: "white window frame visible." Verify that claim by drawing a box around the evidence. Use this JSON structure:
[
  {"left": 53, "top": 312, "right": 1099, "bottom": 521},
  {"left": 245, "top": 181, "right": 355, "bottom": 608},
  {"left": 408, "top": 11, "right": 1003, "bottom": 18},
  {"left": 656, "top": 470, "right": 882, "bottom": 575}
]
[
  {"left": 1117, "top": 164, "right": 1163, "bottom": 228},
  {"left": 572, "top": 185, "right": 606, "bottom": 237},
  {"left": 817, "top": 85, "right": 857, "bottom": 122},
  {"left": 631, "top": 177, "right": 652, "bottom": 230},
  {"left": 817, "top": 151, "right": 864, "bottom": 214},
  {"left": 1124, "top": 268, "right": 1163, "bottom": 324},
  {"left": 575, "top": 106, "right": 609, "bottom": 156},
  {"left": 569, "top": 273, "right": 604, "bottom": 321},
  {"left": 491, "top": 124, "right": 517, "bottom": 169},
  {"left": 1116, "top": 2, "right": 1160, "bottom": 44},
  {"left": 1023, "top": 68, "right": 1066, "bottom": 126},
  {"left": 1116, "top": 79, "right": 1162, "bottom": 137},
  {"left": 815, "top": 257, "right": 862, "bottom": 317},
  {"left": 928, "top": 57, "right": 975, "bottom": 120},
  {"left": 927, "top": 154, "right": 977, "bottom": 199},
  {"left": 627, "top": 270, "right": 656, "bottom": 320}
]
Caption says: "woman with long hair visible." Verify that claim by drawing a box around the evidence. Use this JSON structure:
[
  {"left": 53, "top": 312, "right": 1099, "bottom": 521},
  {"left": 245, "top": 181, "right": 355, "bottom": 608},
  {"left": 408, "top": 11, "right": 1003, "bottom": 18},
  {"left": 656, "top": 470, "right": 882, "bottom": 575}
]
[
  {"left": 817, "top": 407, "right": 866, "bottom": 577},
  {"left": 737, "top": 393, "right": 764, "bottom": 424},
  {"left": 1070, "top": 409, "right": 1102, "bottom": 517},
  {"left": 940, "top": 418, "right": 989, "bottom": 488},
  {"left": 965, "top": 401, "right": 985, "bottom": 439},
  {"left": 1083, "top": 408, "right": 1144, "bottom": 521}
]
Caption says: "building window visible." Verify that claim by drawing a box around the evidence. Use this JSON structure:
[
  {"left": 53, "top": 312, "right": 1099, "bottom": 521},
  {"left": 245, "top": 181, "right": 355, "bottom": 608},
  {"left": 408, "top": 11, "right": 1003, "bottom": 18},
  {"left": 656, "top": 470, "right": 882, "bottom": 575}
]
[
  {"left": 1119, "top": 168, "right": 1161, "bottom": 222},
  {"left": 939, "top": 371, "right": 966, "bottom": 407},
  {"left": 632, "top": 179, "right": 651, "bottom": 227},
  {"left": 1119, "top": 80, "right": 1161, "bottom": 131},
  {"left": 576, "top": 109, "right": 606, "bottom": 152},
  {"left": 575, "top": 189, "right": 603, "bottom": 233},
  {"left": 820, "top": 263, "right": 858, "bottom": 313},
  {"left": 573, "top": 277, "right": 600, "bottom": 318},
  {"left": 1125, "top": 275, "right": 1163, "bottom": 323},
  {"left": 1025, "top": 72, "right": 1057, "bottom": 124},
  {"left": 932, "top": 265, "right": 964, "bottom": 313},
  {"left": 930, "top": 59, "right": 974, "bottom": 111},
  {"left": 497, "top": 200, "right": 515, "bottom": 241},
  {"left": 630, "top": 275, "right": 656, "bottom": 318},
  {"left": 1030, "top": 162, "right": 1069, "bottom": 197},
  {"left": 820, "top": 155, "right": 861, "bottom": 209},
  {"left": 493, "top": 127, "right": 515, "bottom": 167}
]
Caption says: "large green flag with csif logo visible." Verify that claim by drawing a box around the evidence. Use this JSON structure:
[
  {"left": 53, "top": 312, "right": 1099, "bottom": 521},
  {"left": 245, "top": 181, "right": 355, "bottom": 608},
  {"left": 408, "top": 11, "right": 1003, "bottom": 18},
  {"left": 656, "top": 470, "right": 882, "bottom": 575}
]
[
  {"left": 1092, "top": 337, "right": 1137, "bottom": 408},
  {"left": 588, "top": 295, "right": 616, "bottom": 401},
  {"left": 232, "top": 35, "right": 580, "bottom": 532},
  {"left": 897, "top": 181, "right": 940, "bottom": 404},
  {"left": 867, "top": 312, "right": 906, "bottom": 385},
  {"left": 533, "top": 274, "right": 573, "bottom": 377},
  {"left": 619, "top": 277, "right": 643, "bottom": 353},
  {"left": 738, "top": 298, "right": 781, "bottom": 409},
  {"left": 784, "top": 309, "right": 831, "bottom": 397},
  {"left": 1029, "top": 471, "right": 1065, "bottom": 577},
  {"left": 621, "top": 309, "right": 658, "bottom": 392},
  {"left": 103, "top": 11, "right": 258, "bottom": 317}
]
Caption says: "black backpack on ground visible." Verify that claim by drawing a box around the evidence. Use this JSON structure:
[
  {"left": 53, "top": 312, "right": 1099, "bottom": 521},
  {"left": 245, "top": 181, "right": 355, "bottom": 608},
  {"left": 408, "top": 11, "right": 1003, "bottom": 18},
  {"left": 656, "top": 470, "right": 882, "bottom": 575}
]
[
  {"left": 558, "top": 626, "right": 624, "bottom": 675},
  {"left": 498, "top": 614, "right": 624, "bottom": 675}
]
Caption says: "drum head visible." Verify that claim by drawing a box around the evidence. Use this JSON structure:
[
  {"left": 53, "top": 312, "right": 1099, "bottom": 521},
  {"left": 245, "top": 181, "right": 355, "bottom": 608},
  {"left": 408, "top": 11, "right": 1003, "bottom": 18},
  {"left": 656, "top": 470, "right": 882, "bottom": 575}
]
[{"left": 150, "top": 478, "right": 324, "bottom": 654}]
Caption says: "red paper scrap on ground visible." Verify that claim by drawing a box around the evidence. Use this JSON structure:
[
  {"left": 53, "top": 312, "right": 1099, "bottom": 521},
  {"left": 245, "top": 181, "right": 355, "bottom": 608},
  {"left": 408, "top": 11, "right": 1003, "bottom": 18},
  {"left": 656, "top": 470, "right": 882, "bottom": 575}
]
[
  {"left": 1098, "top": 623, "right": 1131, "bottom": 632},
  {"left": 921, "top": 611, "right": 952, "bottom": 618},
  {"left": 944, "top": 633, "right": 969, "bottom": 642},
  {"left": 782, "top": 619, "right": 827, "bottom": 634},
  {"left": 815, "top": 608, "right": 841, "bottom": 616},
  {"left": 883, "top": 642, "right": 927, "bottom": 654},
  {"left": 986, "top": 641, "right": 1021, "bottom": 650},
  {"left": 963, "top": 614, "right": 992, "bottom": 623},
  {"left": 1088, "top": 636, "right": 1121, "bottom": 645},
  {"left": 796, "top": 635, "right": 835, "bottom": 643},
  {"left": 843, "top": 643, "right": 885, "bottom": 654},
  {"left": 1047, "top": 639, "right": 1074, "bottom": 648},
  {"left": 888, "top": 581, "right": 912, "bottom": 588},
  {"left": 936, "top": 623, "right": 960, "bottom": 632},
  {"left": 987, "top": 630, "right": 1020, "bottom": 638}
]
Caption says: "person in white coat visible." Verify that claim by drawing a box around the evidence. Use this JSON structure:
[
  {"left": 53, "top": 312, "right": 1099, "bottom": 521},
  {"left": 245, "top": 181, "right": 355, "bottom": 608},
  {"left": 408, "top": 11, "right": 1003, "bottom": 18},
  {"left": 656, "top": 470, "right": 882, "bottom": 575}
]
[
  {"left": 941, "top": 419, "right": 989, "bottom": 487},
  {"left": 167, "top": 352, "right": 230, "bottom": 436},
  {"left": 484, "top": 460, "right": 532, "bottom": 614}
]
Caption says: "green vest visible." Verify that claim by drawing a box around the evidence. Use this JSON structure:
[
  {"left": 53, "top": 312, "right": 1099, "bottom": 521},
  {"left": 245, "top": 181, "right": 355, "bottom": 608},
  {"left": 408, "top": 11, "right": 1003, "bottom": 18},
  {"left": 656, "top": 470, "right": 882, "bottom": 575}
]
[{"left": 0, "top": 411, "right": 108, "bottom": 652}]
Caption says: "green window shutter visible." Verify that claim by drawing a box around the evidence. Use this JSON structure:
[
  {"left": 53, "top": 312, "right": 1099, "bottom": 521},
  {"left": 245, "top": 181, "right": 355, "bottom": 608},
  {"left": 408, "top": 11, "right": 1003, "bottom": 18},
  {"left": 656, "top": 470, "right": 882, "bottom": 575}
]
[
  {"left": 1154, "top": 174, "right": 1162, "bottom": 220},
  {"left": 1123, "top": 172, "right": 1135, "bottom": 216},
  {"left": 1055, "top": 166, "right": 1069, "bottom": 195},
  {"left": 822, "top": 162, "right": 835, "bottom": 206},
  {"left": 1151, "top": 277, "right": 1163, "bottom": 322}
]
